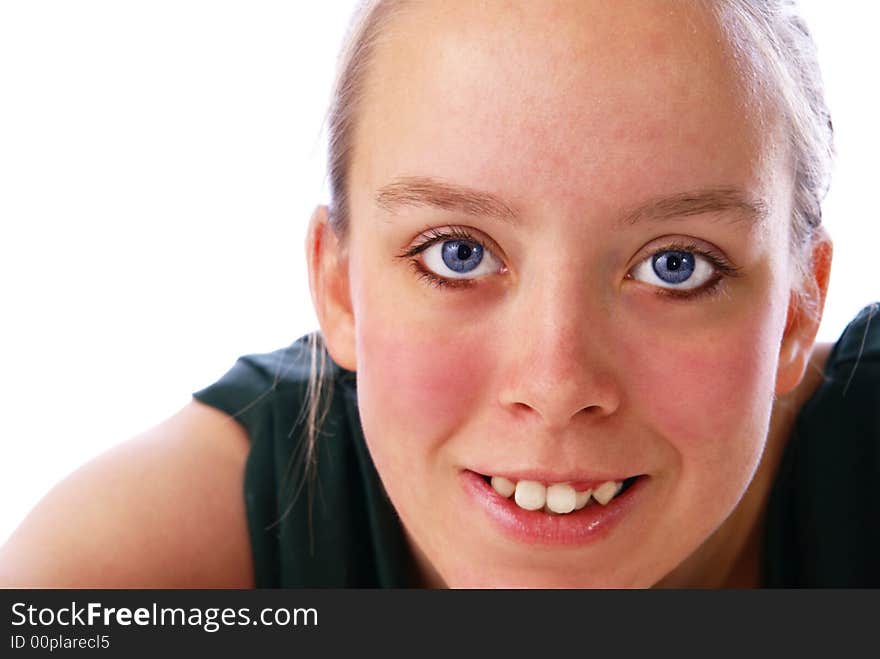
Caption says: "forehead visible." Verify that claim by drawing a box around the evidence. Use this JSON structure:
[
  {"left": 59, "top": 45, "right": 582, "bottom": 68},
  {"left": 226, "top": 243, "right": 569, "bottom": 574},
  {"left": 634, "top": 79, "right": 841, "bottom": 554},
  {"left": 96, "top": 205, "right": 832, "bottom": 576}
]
[{"left": 352, "top": 0, "right": 786, "bottom": 220}]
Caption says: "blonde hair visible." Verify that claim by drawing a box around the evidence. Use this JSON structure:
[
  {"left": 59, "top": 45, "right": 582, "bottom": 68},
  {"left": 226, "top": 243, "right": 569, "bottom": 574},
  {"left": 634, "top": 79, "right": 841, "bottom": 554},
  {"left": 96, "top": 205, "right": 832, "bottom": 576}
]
[
  {"left": 326, "top": 0, "right": 406, "bottom": 239},
  {"left": 299, "top": 0, "right": 834, "bottom": 495},
  {"left": 708, "top": 0, "right": 834, "bottom": 311},
  {"left": 284, "top": 1, "right": 406, "bottom": 529}
]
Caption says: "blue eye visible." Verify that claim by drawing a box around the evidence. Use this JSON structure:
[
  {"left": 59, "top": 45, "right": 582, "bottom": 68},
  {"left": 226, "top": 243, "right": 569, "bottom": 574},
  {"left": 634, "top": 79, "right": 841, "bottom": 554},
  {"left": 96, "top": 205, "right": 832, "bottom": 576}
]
[
  {"left": 441, "top": 240, "right": 484, "bottom": 273},
  {"left": 421, "top": 236, "right": 501, "bottom": 280},
  {"left": 653, "top": 251, "right": 695, "bottom": 283},
  {"left": 632, "top": 248, "right": 716, "bottom": 291}
]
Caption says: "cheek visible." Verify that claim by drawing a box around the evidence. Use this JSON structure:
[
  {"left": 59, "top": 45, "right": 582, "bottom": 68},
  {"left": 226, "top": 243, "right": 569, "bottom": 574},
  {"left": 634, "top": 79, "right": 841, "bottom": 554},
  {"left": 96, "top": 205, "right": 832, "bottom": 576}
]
[
  {"left": 353, "top": 297, "right": 494, "bottom": 460},
  {"left": 624, "top": 312, "right": 780, "bottom": 472},
  {"left": 347, "top": 229, "right": 500, "bottom": 479}
]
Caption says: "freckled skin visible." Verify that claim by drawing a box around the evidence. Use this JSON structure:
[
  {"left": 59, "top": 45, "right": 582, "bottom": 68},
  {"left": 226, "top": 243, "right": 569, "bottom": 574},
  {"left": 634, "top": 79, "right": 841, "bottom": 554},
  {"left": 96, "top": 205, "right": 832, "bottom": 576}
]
[{"left": 340, "top": 0, "right": 805, "bottom": 587}]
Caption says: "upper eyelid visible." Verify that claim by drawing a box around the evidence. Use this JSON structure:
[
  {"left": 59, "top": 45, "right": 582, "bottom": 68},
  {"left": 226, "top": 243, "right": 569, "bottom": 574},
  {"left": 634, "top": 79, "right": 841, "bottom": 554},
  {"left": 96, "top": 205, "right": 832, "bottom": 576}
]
[
  {"left": 398, "top": 225, "right": 502, "bottom": 260},
  {"left": 631, "top": 237, "right": 741, "bottom": 274}
]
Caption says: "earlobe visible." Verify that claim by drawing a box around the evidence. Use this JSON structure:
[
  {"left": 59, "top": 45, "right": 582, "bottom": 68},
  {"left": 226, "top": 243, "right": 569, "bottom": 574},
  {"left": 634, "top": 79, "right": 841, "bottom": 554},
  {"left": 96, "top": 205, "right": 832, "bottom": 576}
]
[
  {"left": 305, "top": 205, "right": 357, "bottom": 372},
  {"left": 774, "top": 230, "right": 833, "bottom": 397}
]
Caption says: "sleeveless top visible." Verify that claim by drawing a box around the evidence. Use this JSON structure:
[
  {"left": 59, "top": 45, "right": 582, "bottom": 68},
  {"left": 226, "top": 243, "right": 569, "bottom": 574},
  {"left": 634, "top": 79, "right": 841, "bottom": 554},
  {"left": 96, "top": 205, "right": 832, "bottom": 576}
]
[{"left": 192, "top": 303, "right": 880, "bottom": 587}]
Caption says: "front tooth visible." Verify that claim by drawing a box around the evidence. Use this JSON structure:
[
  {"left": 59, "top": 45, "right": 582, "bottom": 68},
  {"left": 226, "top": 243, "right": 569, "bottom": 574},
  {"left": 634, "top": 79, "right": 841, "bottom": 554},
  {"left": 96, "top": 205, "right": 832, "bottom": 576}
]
[
  {"left": 574, "top": 489, "right": 592, "bottom": 510},
  {"left": 546, "top": 483, "right": 576, "bottom": 514},
  {"left": 514, "top": 480, "right": 546, "bottom": 511},
  {"left": 490, "top": 476, "right": 516, "bottom": 498},
  {"left": 592, "top": 480, "right": 622, "bottom": 506}
]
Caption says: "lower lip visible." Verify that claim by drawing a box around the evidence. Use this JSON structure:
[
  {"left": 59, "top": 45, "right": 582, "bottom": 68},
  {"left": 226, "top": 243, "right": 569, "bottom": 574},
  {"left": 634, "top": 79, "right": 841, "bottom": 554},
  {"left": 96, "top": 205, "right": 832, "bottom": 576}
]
[{"left": 460, "top": 470, "right": 647, "bottom": 546}]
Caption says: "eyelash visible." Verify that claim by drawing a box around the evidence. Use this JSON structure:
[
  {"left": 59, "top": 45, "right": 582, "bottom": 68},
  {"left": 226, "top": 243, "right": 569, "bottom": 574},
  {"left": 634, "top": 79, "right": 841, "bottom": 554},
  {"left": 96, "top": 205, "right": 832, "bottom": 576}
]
[{"left": 397, "top": 227, "right": 742, "bottom": 300}]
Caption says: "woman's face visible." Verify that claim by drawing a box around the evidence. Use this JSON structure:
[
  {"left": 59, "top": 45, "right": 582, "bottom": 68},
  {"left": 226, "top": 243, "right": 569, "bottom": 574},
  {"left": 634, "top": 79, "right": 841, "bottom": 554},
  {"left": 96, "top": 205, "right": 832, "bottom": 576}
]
[{"left": 343, "top": 0, "right": 796, "bottom": 587}]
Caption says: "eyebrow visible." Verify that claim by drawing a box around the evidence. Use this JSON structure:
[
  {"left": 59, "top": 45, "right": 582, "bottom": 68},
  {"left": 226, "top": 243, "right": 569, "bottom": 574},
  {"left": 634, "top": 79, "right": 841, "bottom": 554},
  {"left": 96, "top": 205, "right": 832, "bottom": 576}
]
[
  {"left": 375, "top": 176, "right": 517, "bottom": 223},
  {"left": 619, "top": 188, "right": 769, "bottom": 228},
  {"left": 374, "top": 176, "right": 768, "bottom": 228}
]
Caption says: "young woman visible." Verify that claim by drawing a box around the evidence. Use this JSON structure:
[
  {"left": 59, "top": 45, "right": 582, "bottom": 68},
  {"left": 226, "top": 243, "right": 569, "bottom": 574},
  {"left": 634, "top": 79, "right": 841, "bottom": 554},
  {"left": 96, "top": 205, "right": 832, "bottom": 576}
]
[{"left": 2, "top": 0, "right": 877, "bottom": 588}]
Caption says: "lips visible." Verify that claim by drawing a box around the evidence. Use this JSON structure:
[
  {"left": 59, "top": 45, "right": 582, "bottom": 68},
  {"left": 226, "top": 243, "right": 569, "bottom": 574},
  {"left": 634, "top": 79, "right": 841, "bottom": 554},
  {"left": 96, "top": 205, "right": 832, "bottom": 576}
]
[{"left": 461, "top": 469, "right": 648, "bottom": 546}]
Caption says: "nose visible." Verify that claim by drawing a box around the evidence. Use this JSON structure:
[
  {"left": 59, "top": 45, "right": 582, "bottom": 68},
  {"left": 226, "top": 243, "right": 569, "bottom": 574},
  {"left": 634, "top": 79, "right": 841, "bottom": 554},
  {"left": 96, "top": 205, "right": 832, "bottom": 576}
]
[{"left": 497, "top": 275, "right": 622, "bottom": 431}]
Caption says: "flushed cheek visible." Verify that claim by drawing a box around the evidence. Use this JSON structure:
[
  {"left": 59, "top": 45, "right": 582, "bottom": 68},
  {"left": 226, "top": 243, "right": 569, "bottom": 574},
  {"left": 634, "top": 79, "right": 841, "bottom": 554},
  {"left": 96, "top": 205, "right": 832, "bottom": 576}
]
[
  {"left": 626, "top": 320, "right": 777, "bottom": 473},
  {"left": 354, "top": 308, "right": 493, "bottom": 461}
]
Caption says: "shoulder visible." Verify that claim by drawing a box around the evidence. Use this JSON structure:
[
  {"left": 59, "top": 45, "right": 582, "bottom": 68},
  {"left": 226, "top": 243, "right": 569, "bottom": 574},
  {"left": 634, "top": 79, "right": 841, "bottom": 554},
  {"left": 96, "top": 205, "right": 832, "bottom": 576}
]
[
  {"left": 191, "top": 332, "right": 379, "bottom": 587},
  {"left": 794, "top": 302, "right": 880, "bottom": 450},
  {"left": 802, "top": 301, "right": 880, "bottom": 416},
  {"left": 764, "top": 302, "right": 880, "bottom": 586},
  {"left": 0, "top": 399, "right": 254, "bottom": 588},
  {"left": 191, "top": 333, "right": 352, "bottom": 435},
  {"left": 783, "top": 302, "right": 880, "bottom": 414}
]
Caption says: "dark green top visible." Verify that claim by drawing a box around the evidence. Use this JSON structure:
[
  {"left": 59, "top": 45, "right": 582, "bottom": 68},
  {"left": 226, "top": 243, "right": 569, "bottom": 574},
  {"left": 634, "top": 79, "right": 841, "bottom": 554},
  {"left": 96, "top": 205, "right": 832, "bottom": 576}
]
[{"left": 192, "top": 302, "right": 880, "bottom": 587}]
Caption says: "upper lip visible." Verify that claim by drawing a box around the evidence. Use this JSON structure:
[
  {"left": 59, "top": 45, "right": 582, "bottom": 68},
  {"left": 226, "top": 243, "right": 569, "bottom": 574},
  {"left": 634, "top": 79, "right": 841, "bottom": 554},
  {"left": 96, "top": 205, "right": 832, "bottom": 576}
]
[{"left": 468, "top": 467, "right": 641, "bottom": 486}]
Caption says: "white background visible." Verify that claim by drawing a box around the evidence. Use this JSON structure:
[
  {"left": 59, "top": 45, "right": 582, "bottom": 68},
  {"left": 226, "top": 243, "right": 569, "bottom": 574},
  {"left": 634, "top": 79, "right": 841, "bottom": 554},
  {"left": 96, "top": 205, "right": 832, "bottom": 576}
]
[{"left": 1, "top": 2, "right": 878, "bottom": 545}]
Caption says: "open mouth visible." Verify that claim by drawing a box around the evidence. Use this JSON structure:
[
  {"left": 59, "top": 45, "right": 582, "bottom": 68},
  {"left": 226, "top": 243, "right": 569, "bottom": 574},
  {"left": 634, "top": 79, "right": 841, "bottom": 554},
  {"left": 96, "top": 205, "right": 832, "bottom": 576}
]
[
  {"left": 461, "top": 469, "right": 648, "bottom": 545},
  {"left": 477, "top": 473, "right": 643, "bottom": 514}
]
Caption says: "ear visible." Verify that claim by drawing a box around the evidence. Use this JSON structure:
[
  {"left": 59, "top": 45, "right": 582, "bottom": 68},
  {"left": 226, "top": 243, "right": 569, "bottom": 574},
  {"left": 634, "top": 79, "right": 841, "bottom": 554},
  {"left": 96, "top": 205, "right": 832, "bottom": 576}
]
[
  {"left": 305, "top": 205, "right": 357, "bottom": 371},
  {"left": 774, "top": 227, "right": 833, "bottom": 397}
]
